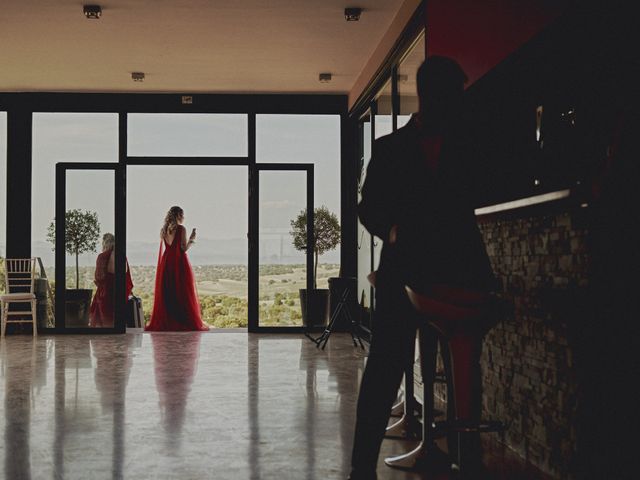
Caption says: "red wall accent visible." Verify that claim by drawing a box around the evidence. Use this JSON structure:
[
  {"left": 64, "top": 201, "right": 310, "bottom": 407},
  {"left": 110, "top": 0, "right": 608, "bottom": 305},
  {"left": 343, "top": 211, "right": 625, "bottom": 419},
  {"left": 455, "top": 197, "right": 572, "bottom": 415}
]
[{"left": 426, "top": 0, "right": 569, "bottom": 86}]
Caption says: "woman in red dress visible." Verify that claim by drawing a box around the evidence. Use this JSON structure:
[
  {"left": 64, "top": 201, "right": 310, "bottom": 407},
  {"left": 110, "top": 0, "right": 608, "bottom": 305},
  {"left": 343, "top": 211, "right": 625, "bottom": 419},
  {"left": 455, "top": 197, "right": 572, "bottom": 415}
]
[
  {"left": 89, "top": 233, "right": 134, "bottom": 328},
  {"left": 145, "top": 206, "right": 209, "bottom": 331}
]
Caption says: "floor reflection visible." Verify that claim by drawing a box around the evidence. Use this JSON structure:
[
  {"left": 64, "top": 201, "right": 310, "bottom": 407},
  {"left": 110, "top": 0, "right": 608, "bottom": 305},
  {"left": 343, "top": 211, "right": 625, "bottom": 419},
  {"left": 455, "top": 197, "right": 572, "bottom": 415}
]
[
  {"left": 5, "top": 333, "right": 540, "bottom": 479},
  {"left": 152, "top": 333, "right": 202, "bottom": 453},
  {"left": 247, "top": 335, "right": 366, "bottom": 480},
  {"left": 3, "top": 339, "right": 36, "bottom": 480}
]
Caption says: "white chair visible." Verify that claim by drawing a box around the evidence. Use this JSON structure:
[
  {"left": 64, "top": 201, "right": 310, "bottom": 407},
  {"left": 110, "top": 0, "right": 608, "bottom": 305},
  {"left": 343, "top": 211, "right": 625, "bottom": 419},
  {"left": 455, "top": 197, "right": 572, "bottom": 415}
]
[{"left": 1, "top": 258, "right": 38, "bottom": 337}]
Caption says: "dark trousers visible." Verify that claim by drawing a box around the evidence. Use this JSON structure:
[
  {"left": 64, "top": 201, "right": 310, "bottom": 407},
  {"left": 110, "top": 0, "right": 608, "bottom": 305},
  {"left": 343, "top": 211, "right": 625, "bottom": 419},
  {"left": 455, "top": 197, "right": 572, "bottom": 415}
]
[{"left": 350, "top": 272, "right": 438, "bottom": 477}]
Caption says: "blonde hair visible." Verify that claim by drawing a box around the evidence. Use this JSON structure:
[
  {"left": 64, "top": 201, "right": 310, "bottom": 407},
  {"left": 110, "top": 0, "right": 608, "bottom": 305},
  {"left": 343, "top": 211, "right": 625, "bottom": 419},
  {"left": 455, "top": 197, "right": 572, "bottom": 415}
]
[
  {"left": 102, "top": 233, "right": 115, "bottom": 251},
  {"left": 161, "top": 206, "right": 184, "bottom": 238}
]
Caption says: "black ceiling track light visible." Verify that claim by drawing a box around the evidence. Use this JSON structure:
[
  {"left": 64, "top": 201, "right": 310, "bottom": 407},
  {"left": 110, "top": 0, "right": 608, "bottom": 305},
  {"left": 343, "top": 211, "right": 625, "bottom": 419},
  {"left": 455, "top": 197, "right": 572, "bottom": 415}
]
[
  {"left": 344, "top": 7, "right": 362, "bottom": 22},
  {"left": 83, "top": 5, "right": 102, "bottom": 20}
]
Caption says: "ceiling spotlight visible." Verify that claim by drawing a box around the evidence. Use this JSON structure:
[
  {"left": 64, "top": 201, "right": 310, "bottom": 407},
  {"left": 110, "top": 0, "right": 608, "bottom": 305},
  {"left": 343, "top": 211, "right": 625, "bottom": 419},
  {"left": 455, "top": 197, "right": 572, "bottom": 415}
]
[
  {"left": 131, "top": 72, "right": 145, "bottom": 82},
  {"left": 345, "top": 7, "right": 362, "bottom": 21},
  {"left": 83, "top": 5, "right": 102, "bottom": 19},
  {"left": 319, "top": 73, "right": 332, "bottom": 83}
]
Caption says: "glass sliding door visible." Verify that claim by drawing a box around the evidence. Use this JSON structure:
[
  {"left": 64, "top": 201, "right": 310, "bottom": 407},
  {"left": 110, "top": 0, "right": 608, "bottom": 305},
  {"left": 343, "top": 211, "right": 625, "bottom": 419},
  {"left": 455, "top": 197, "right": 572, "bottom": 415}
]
[
  {"left": 127, "top": 165, "right": 248, "bottom": 329},
  {"left": 55, "top": 164, "right": 125, "bottom": 332},
  {"left": 255, "top": 165, "right": 313, "bottom": 330}
]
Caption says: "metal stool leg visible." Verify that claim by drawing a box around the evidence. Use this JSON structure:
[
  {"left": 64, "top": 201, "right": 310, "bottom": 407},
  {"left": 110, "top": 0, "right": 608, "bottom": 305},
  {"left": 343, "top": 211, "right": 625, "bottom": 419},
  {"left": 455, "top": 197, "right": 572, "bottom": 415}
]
[
  {"left": 385, "top": 330, "right": 450, "bottom": 469},
  {"left": 385, "top": 350, "right": 421, "bottom": 440}
]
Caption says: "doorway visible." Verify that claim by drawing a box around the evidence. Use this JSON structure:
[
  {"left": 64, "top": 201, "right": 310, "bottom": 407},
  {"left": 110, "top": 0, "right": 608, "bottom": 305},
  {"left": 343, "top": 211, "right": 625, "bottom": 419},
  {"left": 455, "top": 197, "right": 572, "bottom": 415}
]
[{"left": 127, "top": 165, "right": 249, "bottom": 329}]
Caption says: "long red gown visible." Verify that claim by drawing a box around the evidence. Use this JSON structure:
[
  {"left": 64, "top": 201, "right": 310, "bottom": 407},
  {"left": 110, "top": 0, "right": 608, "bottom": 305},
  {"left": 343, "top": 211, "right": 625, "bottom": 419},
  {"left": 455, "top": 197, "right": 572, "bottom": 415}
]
[
  {"left": 89, "top": 250, "right": 134, "bottom": 328},
  {"left": 145, "top": 225, "right": 209, "bottom": 331}
]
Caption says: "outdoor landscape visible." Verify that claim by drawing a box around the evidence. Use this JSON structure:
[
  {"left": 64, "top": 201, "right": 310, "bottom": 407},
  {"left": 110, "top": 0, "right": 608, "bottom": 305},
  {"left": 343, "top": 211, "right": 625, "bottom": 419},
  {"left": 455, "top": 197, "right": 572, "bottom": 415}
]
[{"left": 50, "top": 263, "right": 340, "bottom": 328}]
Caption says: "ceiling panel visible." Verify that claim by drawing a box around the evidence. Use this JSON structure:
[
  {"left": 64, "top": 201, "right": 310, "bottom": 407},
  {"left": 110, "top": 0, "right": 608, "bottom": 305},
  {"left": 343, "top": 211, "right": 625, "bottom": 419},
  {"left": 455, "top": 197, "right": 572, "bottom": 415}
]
[{"left": 0, "top": 0, "right": 406, "bottom": 93}]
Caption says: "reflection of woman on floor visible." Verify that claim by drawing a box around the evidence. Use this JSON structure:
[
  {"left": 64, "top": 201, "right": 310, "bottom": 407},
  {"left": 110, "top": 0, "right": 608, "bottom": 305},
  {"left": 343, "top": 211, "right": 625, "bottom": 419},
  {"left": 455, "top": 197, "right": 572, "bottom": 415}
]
[
  {"left": 152, "top": 332, "right": 202, "bottom": 451},
  {"left": 145, "top": 206, "right": 209, "bottom": 331},
  {"left": 89, "top": 233, "right": 133, "bottom": 328}
]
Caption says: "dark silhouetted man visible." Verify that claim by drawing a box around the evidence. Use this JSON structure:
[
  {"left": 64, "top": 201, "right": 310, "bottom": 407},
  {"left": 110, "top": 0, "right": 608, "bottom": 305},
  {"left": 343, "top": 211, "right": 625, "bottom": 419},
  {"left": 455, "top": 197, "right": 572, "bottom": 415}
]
[{"left": 349, "top": 56, "right": 495, "bottom": 479}]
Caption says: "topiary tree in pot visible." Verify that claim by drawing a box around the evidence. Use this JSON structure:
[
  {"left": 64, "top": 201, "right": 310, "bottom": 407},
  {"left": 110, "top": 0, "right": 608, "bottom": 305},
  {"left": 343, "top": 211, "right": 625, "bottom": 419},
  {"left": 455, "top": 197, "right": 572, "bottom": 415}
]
[
  {"left": 47, "top": 209, "right": 100, "bottom": 326},
  {"left": 290, "top": 206, "right": 340, "bottom": 327}
]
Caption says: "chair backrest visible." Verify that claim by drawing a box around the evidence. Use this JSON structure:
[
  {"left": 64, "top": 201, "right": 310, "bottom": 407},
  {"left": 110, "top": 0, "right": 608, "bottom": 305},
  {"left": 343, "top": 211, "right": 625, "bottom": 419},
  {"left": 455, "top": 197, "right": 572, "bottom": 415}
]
[{"left": 4, "top": 258, "right": 36, "bottom": 295}]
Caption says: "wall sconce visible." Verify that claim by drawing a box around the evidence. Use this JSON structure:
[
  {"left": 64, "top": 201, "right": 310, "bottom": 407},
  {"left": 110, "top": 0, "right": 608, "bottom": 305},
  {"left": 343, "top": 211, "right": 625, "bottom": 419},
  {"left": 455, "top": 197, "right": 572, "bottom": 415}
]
[
  {"left": 131, "top": 72, "right": 145, "bottom": 82},
  {"left": 83, "top": 5, "right": 102, "bottom": 19},
  {"left": 319, "top": 73, "right": 332, "bottom": 83}
]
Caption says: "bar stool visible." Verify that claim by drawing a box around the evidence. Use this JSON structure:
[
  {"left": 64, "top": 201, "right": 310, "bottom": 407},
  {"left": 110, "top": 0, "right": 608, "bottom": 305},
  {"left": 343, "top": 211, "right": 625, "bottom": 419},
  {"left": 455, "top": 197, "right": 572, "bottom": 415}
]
[{"left": 385, "top": 285, "right": 505, "bottom": 474}]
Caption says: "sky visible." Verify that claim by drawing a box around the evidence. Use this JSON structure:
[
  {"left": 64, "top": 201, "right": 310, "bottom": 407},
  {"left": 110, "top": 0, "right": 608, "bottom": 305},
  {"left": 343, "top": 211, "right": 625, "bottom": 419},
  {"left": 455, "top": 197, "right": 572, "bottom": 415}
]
[{"left": 25, "top": 113, "right": 340, "bottom": 267}]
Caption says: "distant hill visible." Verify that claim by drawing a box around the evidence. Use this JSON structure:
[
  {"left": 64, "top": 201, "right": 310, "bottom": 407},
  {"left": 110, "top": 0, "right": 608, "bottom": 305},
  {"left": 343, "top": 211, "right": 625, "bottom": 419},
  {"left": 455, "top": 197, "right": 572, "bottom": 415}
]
[{"left": 32, "top": 237, "right": 339, "bottom": 267}]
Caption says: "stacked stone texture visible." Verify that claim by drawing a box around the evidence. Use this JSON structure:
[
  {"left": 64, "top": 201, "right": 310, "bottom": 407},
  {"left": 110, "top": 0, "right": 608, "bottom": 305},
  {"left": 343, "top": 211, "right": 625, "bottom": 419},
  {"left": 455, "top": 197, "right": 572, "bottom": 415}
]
[
  {"left": 477, "top": 210, "right": 588, "bottom": 478},
  {"left": 412, "top": 209, "right": 587, "bottom": 478}
]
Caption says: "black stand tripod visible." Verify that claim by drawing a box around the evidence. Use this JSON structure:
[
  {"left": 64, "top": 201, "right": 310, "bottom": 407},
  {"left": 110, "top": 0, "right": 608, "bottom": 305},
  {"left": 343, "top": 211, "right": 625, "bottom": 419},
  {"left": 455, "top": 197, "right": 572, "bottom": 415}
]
[{"left": 306, "top": 285, "right": 365, "bottom": 350}]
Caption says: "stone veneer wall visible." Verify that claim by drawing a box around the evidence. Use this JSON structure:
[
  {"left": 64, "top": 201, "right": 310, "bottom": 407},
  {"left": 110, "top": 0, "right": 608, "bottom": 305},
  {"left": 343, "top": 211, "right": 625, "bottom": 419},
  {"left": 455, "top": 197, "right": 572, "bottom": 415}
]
[{"left": 477, "top": 206, "right": 589, "bottom": 478}]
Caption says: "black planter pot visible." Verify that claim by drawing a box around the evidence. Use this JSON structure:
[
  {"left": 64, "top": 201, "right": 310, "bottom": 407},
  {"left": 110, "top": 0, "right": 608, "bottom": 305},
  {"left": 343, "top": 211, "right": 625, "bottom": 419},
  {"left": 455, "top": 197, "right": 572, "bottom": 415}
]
[
  {"left": 299, "top": 288, "right": 330, "bottom": 328},
  {"left": 65, "top": 289, "right": 93, "bottom": 327}
]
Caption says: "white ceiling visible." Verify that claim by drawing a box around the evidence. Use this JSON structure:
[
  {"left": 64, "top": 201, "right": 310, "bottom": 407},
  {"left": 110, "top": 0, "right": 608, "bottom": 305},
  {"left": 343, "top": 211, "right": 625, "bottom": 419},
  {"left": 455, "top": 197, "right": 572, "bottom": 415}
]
[{"left": 0, "top": 0, "right": 406, "bottom": 94}]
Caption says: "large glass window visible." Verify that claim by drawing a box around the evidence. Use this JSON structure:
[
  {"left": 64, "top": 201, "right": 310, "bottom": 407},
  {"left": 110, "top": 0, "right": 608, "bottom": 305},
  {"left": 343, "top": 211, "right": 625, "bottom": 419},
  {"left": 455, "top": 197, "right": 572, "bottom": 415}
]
[
  {"left": 258, "top": 170, "right": 308, "bottom": 327},
  {"left": 127, "top": 165, "right": 248, "bottom": 328},
  {"left": 398, "top": 32, "right": 425, "bottom": 128},
  {"left": 256, "top": 115, "right": 341, "bottom": 288},
  {"left": 374, "top": 81, "right": 393, "bottom": 140},
  {"left": 32, "top": 113, "right": 119, "bottom": 283},
  {"left": 127, "top": 114, "right": 248, "bottom": 157},
  {"left": 357, "top": 114, "right": 372, "bottom": 312},
  {"left": 0, "top": 112, "right": 6, "bottom": 260}
]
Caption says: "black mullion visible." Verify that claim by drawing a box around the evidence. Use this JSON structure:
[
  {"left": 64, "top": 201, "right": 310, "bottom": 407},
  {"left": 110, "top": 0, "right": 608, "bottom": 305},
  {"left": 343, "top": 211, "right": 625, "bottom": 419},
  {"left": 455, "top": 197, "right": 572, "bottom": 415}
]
[
  {"left": 306, "top": 165, "right": 314, "bottom": 294},
  {"left": 254, "top": 163, "right": 312, "bottom": 171},
  {"left": 126, "top": 157, "right": 249, "bottom": 166},
  {"left": 115, "top": 113, "right": 127, "bottom": 332},
  {"left": 54, "top": 164, "right": 66, "bottom": 330},
  {"left": 113, "top": 165, "right": 126, "bottom": 334},
  {"left": 248, "top": 114, "right": 258, "bottom": 332},
  {"left": 55, "top": 162, "right": 117, "bottom": 170}
]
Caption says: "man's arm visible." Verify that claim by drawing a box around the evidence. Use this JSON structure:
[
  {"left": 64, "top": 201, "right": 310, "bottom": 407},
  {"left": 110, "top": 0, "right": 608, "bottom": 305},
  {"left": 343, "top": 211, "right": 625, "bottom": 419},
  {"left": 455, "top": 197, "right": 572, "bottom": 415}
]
[{"left": 358, "top": 140, "right": 396, "bottom": 241}]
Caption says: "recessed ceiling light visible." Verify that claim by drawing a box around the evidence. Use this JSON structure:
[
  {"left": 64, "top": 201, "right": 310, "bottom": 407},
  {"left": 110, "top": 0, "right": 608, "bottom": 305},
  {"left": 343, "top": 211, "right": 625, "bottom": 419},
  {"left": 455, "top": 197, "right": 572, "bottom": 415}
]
[
  {"left": 131, "top": 72, "right": 145, "bottom": 82},
  {"left": 344, "top": 8, "right": 362, "bottom": 21},
  {"left": 319, "top": 73, "right": 332, "bottom": 83},
  {"left": 83, "top": 5, "right": 102, "bottom": 20}
]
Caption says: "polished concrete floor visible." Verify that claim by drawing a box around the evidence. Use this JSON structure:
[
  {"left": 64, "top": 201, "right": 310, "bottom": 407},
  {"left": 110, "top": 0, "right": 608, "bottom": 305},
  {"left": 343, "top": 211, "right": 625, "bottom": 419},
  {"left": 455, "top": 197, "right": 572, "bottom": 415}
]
[{"left": 0, "top": 333, "right": 544, "bottom": 480}]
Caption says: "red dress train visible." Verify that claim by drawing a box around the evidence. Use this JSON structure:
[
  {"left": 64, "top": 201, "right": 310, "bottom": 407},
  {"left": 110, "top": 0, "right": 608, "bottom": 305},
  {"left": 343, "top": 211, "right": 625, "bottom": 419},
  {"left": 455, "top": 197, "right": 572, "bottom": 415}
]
[
  {"left": 89, "top": 250, "right": 134, "bottom": 328},
  {"left": 145, "top": 225, "right": 209, "bottom": 331}
]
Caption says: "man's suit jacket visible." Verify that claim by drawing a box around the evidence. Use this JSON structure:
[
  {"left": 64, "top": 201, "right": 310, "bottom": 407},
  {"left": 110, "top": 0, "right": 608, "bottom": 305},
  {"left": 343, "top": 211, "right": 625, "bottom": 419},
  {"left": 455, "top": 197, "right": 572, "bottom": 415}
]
[{"left": 358, "top": 117, "right": 495, "bottom": 293}]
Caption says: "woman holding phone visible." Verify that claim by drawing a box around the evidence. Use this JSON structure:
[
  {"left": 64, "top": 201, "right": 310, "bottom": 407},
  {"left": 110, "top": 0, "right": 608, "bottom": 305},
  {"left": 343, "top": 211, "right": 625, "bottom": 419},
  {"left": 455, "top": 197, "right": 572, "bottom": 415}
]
[{"left": 145, "top": 206, "right": 209, "bottom": 331}]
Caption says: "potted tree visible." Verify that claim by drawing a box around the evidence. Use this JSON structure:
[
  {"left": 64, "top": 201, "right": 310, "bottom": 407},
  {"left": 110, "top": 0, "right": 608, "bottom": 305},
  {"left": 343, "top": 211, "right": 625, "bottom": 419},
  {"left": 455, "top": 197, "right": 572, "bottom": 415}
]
[
  {"left": 290, "top": 206, "right": 340, "bottom": 327},
  {"left": 47, "top": 209, "right": 100, "bottom": 327}
]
